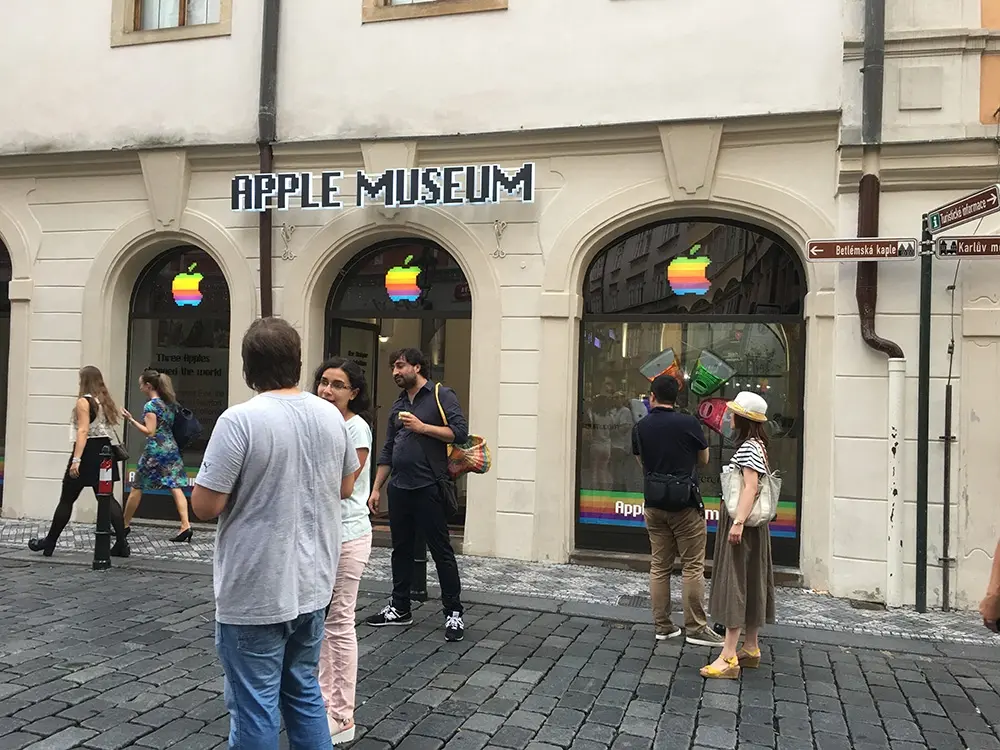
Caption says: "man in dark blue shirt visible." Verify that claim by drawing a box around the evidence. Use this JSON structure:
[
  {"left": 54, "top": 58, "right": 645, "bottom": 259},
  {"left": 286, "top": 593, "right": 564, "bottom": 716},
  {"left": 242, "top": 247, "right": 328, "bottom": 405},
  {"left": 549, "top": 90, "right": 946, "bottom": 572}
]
[
  {"left": 633, "top": 374, "right": 722, "bottom": 647},
  {"left": 365, "top": 348, "right": 469, "bottom": 641}
]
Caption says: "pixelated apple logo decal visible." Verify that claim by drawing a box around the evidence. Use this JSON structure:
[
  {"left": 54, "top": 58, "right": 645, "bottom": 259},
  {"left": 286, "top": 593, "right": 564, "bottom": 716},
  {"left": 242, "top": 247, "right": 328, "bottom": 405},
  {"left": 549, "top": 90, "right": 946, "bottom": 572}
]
[
  {"left": 385, "top": 255, "right": 423, "bottom": 303},
  {"left": 667, "top": 243, "right": 712, "bottom": 296},
  {"left": 172, "top": 263, "right": 204, "bottom": 307}
]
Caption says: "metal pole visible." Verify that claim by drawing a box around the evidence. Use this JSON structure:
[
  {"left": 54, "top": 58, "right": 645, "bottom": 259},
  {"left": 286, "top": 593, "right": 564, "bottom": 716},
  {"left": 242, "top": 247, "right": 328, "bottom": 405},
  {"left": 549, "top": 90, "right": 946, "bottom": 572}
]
[
  {"left": 940, "top": 381, "right": 954, "bottom": 611},
  {"left": 885, "top": 358, "right": 905, "bottom": 607},
  {"left": 915, "top": 215, "right": 932, "bottom": 612},
  {"left": 411, "top": 529, "right": 428, "bottom": 603},
  {"left": 93, "top": 446, "right": 113, "bottom": 571}
]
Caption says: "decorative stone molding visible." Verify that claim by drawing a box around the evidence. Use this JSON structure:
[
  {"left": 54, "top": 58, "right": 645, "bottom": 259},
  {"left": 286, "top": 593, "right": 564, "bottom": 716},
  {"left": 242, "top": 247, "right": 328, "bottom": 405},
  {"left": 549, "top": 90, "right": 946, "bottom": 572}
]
[
  {"left": 7, "top": 279, "right": 32, "bottom": 302},
  {"left": 362, "top": 0, "right": 507, "bottom": 24},
  {"left": 658, "top": 123, "right": 723, "bottom": 201},
  {"left": 139, "top": 150, "right": 192, "bottom": 229},
  {"left": 539, "top": 292, "right": 582, "bottom": 320}
]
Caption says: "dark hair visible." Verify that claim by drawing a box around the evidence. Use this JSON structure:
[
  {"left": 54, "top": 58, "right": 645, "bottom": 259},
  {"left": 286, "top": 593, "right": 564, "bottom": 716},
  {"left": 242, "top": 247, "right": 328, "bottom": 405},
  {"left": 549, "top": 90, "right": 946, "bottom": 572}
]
[
  {"left": 388, "top": 347, "right": 430, "bottom": 378},
  {"left": 140, "top": 369, "right": 177, "bottom": 405},
  {"left": 78, "top": 365, "right": 120, "bottom": 426},
  {"left": 242, "top": 317, "right": 302, "bottom": 392},
  {"left": 650, "top": 374, "right": 679, "bottom": 405},
  {"left": 734, "top": 414, "right": 770, "bottom": 449},
  {"left": 312, "top": 357, "right": 373, "bottom": 425}
]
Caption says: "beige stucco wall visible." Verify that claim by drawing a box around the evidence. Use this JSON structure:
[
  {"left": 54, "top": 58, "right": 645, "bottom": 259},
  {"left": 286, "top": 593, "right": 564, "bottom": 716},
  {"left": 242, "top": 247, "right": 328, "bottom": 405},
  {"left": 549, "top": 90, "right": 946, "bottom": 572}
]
[{"left": 2, "top": 112, "right": 941, "bottom": 606}]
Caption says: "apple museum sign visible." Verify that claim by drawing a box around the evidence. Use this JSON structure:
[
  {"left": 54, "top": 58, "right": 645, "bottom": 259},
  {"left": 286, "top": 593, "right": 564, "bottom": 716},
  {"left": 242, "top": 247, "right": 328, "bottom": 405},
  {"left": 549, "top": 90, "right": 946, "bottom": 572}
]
[{"left": 231, "top": 162, "right": 535, "bottom": 212}]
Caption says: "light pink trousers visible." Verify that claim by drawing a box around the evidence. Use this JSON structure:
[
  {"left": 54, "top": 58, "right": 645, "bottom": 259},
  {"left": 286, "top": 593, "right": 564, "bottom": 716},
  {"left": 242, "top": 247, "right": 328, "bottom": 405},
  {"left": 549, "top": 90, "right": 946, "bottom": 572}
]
[{"left": 319, "top": 532, "right": 372, "bottom": 723}]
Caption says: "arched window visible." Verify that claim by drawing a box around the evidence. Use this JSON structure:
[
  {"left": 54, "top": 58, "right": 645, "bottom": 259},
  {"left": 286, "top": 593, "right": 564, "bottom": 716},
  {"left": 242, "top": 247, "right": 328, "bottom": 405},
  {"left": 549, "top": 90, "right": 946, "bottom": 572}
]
[
  {"left": 576, "top": 219, "right": 806, "bottom": 567},
  {"left": 125, "top": 245, "right": 230, "bottom": 519},
  {"left": 0, "top": 244, "right": 10, "bottom": 505}
]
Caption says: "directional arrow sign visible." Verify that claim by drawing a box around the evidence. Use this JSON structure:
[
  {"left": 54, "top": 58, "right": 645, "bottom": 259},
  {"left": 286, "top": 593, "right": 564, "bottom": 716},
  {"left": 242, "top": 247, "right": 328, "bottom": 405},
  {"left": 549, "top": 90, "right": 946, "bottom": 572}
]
[
  {"left": 806, "top": 238, "right": 919, "bottom": 262},
  {"left": 936, "top": 236, "right": 1000, "bottom": 259},
  {"left": 927, "top": 185, "right": 1000, "bottom": 234}
]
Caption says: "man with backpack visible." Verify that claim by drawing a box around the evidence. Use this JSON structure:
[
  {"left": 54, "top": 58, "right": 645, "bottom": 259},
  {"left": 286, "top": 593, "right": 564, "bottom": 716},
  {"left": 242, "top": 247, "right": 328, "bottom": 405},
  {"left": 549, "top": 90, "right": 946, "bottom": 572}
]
[
  {"left": 364, "top": 348, "right": 469, "bottom": 642},
  {"left": 633, "top": 374, "right": 723, "bottom": 646}
]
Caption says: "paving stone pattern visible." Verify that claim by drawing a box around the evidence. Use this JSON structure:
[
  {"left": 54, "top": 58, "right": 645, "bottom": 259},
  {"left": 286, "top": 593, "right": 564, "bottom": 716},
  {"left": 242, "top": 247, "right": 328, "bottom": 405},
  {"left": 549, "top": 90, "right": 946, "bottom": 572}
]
[
  {"left": 2, "top": 519, "right": 998, "bottom": 646},
  {"left": 2, "top": 561, "right": 1000, "bottom": 749}
]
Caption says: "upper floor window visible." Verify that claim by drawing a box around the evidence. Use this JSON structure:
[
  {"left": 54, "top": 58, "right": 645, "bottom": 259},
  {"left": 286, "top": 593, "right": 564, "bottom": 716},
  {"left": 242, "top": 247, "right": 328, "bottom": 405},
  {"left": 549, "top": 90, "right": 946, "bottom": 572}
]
[
  {"left": 112, "top": 0, "right": 232, "bottom": 47},
  {"left": 139, "top": 0, "right": 220, "bottom": 30},
  {"left": 363, "top": 0, "right": 507, "bottom": 23}
]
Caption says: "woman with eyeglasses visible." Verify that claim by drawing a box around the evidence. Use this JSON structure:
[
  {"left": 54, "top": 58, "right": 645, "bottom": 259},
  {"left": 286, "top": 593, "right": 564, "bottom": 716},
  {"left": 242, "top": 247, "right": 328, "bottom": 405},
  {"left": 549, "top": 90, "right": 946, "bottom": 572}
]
[
  {"left": 121, "top": 369, "right": 193, "bottom": 543},
  {"left": 313, "top": 357, "right": 374, "bottom": 745}
]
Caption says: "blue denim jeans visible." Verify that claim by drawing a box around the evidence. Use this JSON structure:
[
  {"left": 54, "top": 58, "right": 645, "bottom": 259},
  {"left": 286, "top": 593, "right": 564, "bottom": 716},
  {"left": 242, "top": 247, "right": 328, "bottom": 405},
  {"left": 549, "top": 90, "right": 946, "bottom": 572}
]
[{"left": 216, "top": 609, "right": 333, "bottom": 750}]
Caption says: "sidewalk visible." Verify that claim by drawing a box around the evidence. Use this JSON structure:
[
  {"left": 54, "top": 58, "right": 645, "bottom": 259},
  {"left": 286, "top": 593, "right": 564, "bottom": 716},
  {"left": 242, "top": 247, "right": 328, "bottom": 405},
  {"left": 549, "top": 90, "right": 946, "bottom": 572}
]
[{"left": 1, "top": 519, "right": 998, "bottom": 646}]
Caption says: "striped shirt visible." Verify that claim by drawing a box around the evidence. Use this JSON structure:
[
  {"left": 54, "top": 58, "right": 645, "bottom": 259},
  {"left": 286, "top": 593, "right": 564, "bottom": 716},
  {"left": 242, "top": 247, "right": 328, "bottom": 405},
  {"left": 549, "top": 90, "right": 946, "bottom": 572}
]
[{"left": 730, "top": 439, "right": 768, "bottom": 475}]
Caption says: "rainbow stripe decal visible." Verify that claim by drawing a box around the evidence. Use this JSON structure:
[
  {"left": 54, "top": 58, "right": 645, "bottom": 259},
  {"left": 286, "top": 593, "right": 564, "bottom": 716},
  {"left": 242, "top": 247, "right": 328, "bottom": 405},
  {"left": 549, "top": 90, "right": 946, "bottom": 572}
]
[
  {"left": 579, "top": 489, "right": 798, "bottom": 539},
  {"left": 172, "top": 264, "right": 204, "bottom": 307},
  {"left": 0, "top": 456, "right": 4, "bottom": 486},
  {"left": 384, "top": 255, "right": 423, "bottom": 303},
  {"left": 666, "top": 243, "right": 712, "bottom": 296},
  {"left": 125, "top": 463, "right": 199, "bottom": 498}
]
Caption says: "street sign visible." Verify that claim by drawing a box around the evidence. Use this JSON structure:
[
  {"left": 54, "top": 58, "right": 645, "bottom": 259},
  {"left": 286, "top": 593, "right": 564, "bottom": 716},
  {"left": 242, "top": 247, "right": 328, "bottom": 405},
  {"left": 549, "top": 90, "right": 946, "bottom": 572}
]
[
  {"left": 927, "top": 185, "right": 1000, "bottom": 234},
  {"left": 936, "top": 236, "right": 1000, "bottom": 259},
  {"left": 806, "top": 238, "right": 918, "bottom": 262}
]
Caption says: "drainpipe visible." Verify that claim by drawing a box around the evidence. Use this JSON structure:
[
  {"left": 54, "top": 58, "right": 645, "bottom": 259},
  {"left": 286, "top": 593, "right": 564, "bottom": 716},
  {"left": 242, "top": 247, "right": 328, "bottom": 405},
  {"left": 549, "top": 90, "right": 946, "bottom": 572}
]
[
  {"left": 857, "top": 0, "right": 906, "bottom": 608},
  {"left": 257, "top": 0, "right": 281, "bottom": 318}
]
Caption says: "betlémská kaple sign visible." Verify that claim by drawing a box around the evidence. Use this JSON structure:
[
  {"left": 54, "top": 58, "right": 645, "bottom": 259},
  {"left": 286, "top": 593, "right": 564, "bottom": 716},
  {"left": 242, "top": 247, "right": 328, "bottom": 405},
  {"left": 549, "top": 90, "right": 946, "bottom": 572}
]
[{"left": 231, "top": 162, "right": 535, "bottom": 212}]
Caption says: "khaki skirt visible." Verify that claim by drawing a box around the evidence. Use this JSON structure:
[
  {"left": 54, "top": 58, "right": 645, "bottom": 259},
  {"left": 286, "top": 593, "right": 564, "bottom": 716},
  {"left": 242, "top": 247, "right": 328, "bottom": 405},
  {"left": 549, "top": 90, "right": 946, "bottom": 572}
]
[{"left": 709, "top": 500, "right": 776, "bottom": 629}]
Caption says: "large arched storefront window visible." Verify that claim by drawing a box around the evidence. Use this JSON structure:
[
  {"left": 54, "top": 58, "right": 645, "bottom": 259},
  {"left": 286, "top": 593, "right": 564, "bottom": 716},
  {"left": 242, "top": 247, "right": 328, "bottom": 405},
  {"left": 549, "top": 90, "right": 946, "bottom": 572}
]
[
  {"left": 325, "top": 238, "right": 472, "bottom": 532},
  {"left": 0, "top": 245, "right": 9, "bottom": 507},
  {"left": 125, "top": 245, "right": 230, "bottom": 521},
  {"left": 576, "top": 220, "right": 806, "bottom": 567}
]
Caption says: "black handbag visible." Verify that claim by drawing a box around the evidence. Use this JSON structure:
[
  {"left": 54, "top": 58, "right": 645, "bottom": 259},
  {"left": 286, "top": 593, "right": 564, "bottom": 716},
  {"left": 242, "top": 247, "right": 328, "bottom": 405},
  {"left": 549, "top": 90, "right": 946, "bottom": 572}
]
[{"left": 415, "top": 433, "right": 461, "bottom": 518}]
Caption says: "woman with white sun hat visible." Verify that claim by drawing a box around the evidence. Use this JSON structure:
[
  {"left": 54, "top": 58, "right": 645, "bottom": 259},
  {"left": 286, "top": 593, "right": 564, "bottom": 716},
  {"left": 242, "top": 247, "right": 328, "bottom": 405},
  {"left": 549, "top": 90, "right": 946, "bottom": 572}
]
[{"left": 701, "top": 391, "right": 776, "bottom": 680}]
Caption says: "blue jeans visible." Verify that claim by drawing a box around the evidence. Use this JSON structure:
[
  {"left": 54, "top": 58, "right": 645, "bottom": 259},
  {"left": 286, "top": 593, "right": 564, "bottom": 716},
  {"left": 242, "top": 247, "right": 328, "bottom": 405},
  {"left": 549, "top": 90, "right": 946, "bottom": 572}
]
[{"left": 216, "top": 609, "right": 333, "bottom": 750}]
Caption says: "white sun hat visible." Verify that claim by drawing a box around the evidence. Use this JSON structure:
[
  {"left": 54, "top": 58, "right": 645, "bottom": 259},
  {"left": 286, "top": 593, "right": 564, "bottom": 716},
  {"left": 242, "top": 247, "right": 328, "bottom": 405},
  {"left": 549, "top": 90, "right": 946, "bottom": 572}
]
[{"left": 726, "top": 391, "right": 768, "bottom": 423}]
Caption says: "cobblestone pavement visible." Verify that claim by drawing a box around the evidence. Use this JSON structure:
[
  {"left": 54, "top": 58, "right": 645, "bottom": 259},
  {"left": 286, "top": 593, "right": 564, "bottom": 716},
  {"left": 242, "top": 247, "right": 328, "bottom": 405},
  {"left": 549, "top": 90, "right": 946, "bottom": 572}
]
[
  {"left": 1, "top": 559, "right": 1000, "bottom": 750},
  {"left": 2, "top": 519, "right": 998, "bottom": 646}
]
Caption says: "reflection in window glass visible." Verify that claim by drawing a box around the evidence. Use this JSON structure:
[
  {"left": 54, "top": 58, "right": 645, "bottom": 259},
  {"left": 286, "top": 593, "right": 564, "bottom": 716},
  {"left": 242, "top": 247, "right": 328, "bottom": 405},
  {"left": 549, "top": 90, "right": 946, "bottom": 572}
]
[
  {"left": 577, "top": 321, "right": 804, "bottom": 564},
  {"left": 126, "top": 247, "right": 230, "bottom": 515}
]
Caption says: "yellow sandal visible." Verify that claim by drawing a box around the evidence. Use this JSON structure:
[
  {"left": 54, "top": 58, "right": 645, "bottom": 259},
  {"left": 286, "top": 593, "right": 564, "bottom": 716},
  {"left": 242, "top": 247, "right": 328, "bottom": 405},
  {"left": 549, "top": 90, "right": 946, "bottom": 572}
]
[
  {"left": 700, "top": 656, "right": 741, "bottom": 680},
  {"left": 737, "top": 648, "right": 761, "bottom": 669}
]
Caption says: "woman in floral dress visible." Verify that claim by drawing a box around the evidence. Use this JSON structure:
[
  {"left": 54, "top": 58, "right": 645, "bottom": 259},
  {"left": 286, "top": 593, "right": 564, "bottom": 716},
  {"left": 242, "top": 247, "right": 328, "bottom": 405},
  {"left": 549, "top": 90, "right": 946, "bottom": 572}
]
[{"left": 122, "top": 369, "right": 193, "bottom": 542}]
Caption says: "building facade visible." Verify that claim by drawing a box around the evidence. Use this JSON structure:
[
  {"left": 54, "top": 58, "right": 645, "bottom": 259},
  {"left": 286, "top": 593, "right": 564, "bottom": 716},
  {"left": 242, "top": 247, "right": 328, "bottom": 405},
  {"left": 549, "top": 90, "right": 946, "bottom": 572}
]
[{"left": 0, "top": 0, "right": 996, "bottom": 610}]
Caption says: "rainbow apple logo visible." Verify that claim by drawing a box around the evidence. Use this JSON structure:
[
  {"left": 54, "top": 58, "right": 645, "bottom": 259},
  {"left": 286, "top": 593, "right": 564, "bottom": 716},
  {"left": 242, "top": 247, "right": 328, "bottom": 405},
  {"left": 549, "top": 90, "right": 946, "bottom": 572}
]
[
  {"left": 385, "top": 254, "right": 423, "bottom": 303},
  {"left": 172, "top": 263, "right": 204, "bottom": 307},
  {"left": 667, "top": 243, "right": 711, "bottom": 296}
]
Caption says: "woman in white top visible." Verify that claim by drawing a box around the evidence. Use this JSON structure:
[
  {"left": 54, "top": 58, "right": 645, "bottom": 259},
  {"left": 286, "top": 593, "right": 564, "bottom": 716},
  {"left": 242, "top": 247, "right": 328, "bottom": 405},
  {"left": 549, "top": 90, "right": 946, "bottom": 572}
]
[
  {"left": 28, "top": 366, "right": 129, "bottom": 558},
  {"left": 313, "top": 357, "right": 373, "bottom": 745}
]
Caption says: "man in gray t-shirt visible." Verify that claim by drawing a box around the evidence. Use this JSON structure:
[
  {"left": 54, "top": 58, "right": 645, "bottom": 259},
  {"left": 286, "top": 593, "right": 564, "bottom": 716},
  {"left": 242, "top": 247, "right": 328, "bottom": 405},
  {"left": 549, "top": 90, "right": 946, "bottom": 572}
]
[{"left": 192, "top": 318, "right": 358, "bottom": 749}]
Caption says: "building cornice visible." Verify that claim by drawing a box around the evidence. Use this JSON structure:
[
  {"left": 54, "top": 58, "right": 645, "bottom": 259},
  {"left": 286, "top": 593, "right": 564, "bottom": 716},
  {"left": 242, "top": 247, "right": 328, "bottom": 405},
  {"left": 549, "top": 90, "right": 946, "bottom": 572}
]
[
  {"left": 839, "top": 138, "right": 1000, "bottom": 192},
  {"left": 0, "top": 112, "right": 840, "bottom": 180},
  {"left": 844, "top": 28, "right": 1000, "bottom": 59}
]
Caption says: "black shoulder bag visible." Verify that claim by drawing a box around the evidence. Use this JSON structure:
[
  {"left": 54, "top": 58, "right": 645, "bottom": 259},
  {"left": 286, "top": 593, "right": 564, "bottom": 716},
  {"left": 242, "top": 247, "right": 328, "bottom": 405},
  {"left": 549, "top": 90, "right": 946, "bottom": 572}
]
[{"left": 635, "top": 423, "right": 699, "bottom": 513}]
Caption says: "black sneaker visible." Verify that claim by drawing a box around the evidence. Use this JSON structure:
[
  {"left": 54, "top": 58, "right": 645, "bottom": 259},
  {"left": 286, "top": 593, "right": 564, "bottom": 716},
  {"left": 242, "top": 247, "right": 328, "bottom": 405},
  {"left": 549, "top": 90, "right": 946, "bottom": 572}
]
[
  {"left": 445, "top": 611, "right": 464, "bottom": 642},
  {"left": 110, "top": 541, "right": 130, "bottom": 558},
  {"left": 364, "top": 605, "right": 412, "bottom": 627}
]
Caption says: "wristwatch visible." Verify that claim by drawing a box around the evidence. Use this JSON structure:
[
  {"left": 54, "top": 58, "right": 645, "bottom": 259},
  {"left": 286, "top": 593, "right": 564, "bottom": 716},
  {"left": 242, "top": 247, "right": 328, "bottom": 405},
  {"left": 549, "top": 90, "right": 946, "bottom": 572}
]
[
  {"left": 733, "top": 519, "right": 745, "bottom": 526},
  {"left": 71, "top": 457, "right": 81, "bottom": 464}
]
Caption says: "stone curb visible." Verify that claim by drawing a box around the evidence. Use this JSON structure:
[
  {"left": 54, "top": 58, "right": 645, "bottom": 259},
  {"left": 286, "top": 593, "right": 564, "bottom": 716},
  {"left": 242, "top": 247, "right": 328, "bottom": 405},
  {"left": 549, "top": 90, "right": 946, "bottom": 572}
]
[{"left": 6, "top": 550, "right": 998, "bottom": 662}]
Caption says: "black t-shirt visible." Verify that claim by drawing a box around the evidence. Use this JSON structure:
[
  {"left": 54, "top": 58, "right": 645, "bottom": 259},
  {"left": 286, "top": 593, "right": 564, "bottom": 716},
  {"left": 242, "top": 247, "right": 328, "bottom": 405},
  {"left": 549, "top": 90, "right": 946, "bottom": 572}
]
[{"left": 631, "top": 406, "right": 708, "bottom": 476}]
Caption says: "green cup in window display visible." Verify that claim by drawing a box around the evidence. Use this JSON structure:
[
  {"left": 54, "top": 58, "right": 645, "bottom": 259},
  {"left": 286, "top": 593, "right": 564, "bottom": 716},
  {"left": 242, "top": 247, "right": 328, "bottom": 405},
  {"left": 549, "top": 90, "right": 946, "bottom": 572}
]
[{"left": 689, "top": 349, "right": 736, "bottom": 397}]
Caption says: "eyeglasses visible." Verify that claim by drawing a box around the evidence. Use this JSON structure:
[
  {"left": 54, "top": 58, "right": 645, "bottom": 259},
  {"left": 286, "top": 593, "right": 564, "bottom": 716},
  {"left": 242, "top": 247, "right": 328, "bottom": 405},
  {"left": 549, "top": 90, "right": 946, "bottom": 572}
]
[{"left": 319, "top": 379, "right": 353, "bottom": 391}]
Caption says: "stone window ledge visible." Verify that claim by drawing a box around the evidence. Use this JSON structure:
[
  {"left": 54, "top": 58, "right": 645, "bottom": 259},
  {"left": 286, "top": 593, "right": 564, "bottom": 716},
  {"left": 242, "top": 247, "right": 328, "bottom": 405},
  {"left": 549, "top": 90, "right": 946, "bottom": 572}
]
[{"left": 362, "top": 0, "right": 508, "bottom": 24}]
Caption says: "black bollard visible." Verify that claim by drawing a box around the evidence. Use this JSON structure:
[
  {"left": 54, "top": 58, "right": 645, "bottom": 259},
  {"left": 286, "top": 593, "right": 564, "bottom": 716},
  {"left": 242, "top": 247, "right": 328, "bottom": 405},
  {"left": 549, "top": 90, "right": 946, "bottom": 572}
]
[
  {"left": 411, "top": 528, "right": 429, "bottom": 603},
  {"left": 93, "top": 445, "right": 113, "bottom": 571}
]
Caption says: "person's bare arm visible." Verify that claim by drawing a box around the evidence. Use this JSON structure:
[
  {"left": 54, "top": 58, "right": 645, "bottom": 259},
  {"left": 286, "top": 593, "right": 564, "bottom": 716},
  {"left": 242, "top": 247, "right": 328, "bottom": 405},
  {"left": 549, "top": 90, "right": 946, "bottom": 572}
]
[
  {"left": 351, "top": 448, "right": 369, "bottom": 483},
  {"left": 191, "top": 486, "right": 228, "bottom": 521},
  {"left": 69, "top": 399, "right": 90, "bottom": 478},
  {"left": 368, "top": 465, "right": 391, "bottom": 514},
  {"left": 980, "top": 538, "right": 1000, "bottom": 630},
  {"left": 697, "top": 448, "right": 710, "bottom": 466}
]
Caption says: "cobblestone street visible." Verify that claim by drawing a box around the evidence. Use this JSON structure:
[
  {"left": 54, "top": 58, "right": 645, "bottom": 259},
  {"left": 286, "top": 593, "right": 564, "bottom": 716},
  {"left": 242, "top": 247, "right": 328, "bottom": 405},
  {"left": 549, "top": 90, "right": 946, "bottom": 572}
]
[{"left": 1, "top": 555, "right": 999, "bottom": 750}]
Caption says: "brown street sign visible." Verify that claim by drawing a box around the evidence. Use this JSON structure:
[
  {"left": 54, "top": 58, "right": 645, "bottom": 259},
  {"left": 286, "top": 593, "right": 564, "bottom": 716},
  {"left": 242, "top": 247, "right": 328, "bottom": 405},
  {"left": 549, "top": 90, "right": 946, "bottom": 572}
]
[
  {"left": 806, "top": 238, "right": 918, "bottom": 262},
  {"left": 927, "top": 185, "right": 1000, "bottom": 233},
  {"left": 936, "top": 236, "right": 1000, "bottom": 259}
]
